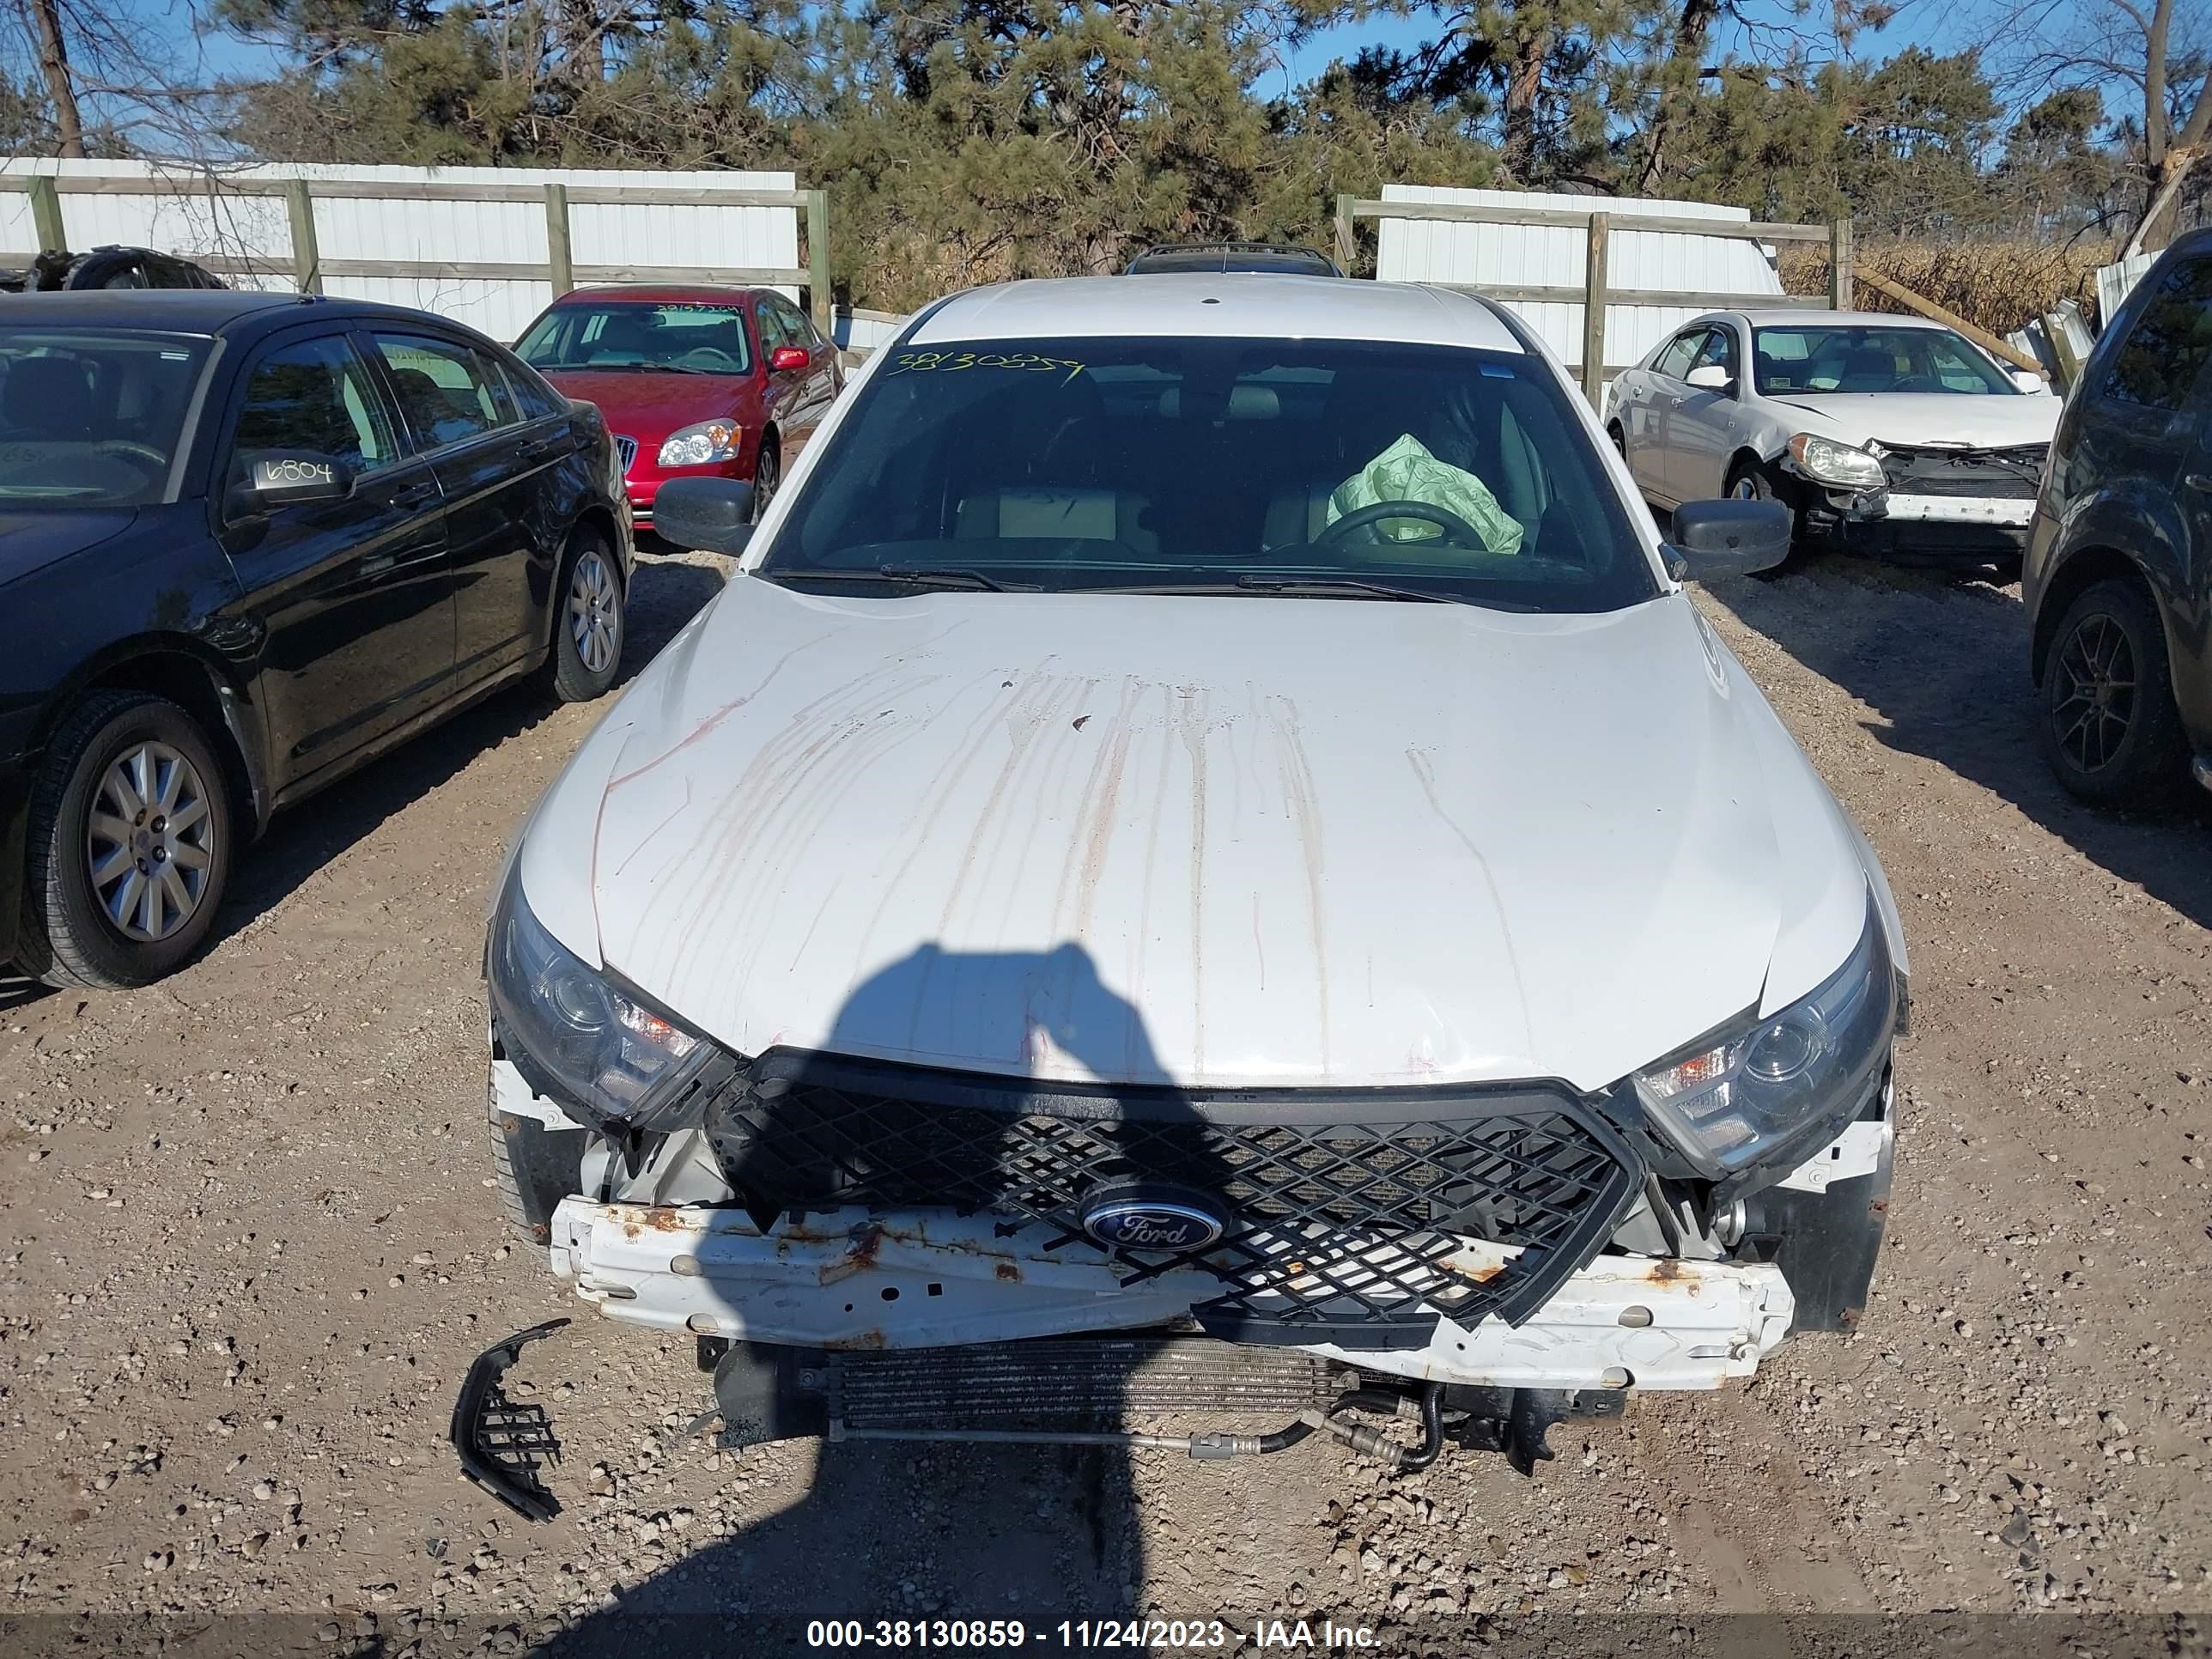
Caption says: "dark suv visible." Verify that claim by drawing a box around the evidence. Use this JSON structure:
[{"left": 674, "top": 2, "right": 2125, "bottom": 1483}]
[{"left": 2024, "top": 227, "right": 2212, "bottom": 806}]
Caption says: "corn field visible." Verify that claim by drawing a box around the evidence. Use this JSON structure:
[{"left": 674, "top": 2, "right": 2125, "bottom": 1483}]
[{"left": 1779, "top": 240, "right": 2117, "bottom": 335}]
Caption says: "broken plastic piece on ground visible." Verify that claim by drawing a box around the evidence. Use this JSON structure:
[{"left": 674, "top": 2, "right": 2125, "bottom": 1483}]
[{"left": 450, "top": 1317, "right": 570, "bottom": 1522}]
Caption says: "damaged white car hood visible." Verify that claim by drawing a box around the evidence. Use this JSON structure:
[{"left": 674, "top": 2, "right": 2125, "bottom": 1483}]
[
  {"left": 518, "top": 576, "right": 1877, "bottom": 1095},
  {"left": 1765, "top": 392, "right": 2060, "bottom": 451}
]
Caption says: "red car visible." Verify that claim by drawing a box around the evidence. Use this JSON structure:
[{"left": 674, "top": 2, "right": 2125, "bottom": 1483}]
[{"left": 514, "top": 285, "right": 843, "bottom": 542}]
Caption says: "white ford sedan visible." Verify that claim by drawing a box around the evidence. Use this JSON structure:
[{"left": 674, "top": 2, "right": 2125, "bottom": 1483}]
[
  {"left": 466, "top": 275, "right": 1907, "bottom": 1492},
  {"left": 1605, "top": 307, "right": 2058, "bottom": 572}
]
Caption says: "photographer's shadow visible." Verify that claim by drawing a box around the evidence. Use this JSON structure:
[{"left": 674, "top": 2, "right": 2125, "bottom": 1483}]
[{"left": 538, "top": 942, "right": 1229, "bottom": 1657}]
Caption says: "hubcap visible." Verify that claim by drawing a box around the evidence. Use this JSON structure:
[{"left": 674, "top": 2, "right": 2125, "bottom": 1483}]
[
  {"left": 568, "top": 550, "right": 621, "bottom": 675},
  {"left": 2051, "top": 613, "right": 2136, "bottom": 774},
  {"left": 86, "top": 740, "right": 216, "bottom": 943}
]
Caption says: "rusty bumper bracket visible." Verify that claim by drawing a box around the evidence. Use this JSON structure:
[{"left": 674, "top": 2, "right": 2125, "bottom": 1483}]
[{"left": 450, "top": 1318, "right": 570, "bottom": 1522}]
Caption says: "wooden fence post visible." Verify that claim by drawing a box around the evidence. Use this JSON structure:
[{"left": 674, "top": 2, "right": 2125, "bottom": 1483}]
[
  {"left": 284, "top": 179, "right": 321, "bottom": 295},
  {"left": 27, "top": 175, "right": 64, "bottom": 253},
  {"left": 1334, "top": 193, "right": 1356, "bottom": 275},
  {"left": 1581, "top": 212, "right": 1610, "bottom": 410},
  {"left": 805, "top": 188, "right": 830, "bottom": 337},
  {"left": 1829, "top": 216, "right": 1853, "bottom": 310},
  {"left": 543, "top": 182, "right": 573, "bottom": 297}
]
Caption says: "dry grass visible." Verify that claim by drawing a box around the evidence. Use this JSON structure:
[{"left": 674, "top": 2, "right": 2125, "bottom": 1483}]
[{"left": 1778, "top": 239, "right": 2115, "bottom": 334}]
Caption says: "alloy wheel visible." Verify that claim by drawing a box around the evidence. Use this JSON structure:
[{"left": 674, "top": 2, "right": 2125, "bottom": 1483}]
[
  {"left": 2050, "top": 612, "right": 2136, "bottom": 775},
  {"left": 85, "top": 740, "right": 216, "bottom": 943},
  {"left": 568, "top": 549, "right": 620, "bottom": 676},
  {"left": 752, "top": 446, "right": 780, "bottom": 521},
  {"left": 1730, "top": 475, "right": 1759, "bottom": 500}
]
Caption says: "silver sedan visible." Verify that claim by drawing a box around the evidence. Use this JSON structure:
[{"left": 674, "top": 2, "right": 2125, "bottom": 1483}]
[{"left": 1603, "top": 307, "right": 2059, "bottom": 568}]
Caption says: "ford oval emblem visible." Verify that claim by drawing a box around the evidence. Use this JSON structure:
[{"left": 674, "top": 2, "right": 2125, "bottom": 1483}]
[{"left": 1080, "top": 1184, "right": 1227, "bottom": 1252}]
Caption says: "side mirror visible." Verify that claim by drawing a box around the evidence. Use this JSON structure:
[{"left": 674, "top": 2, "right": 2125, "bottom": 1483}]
[
  {"left": 229, "top": 451, "right": 353, "bottom": 519},
  {"left": 654, "top": 475, "right": 756, "bottom": 556},
  {"left": 2011, "top": 368, "right": 2049, "bottom": 395},
  {"left": 1668, "top": 498, "right": 1792, "bottom": 580},
  {"left": 769, "top": 345, "right": 811, "bottom": 373},
  {"left": 1684, "top": 363, "right": 1732, "bottom": 392}
]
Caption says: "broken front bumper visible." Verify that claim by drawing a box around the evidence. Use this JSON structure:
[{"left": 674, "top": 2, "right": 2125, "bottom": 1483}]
[{"left": 548, "top": 1197, "right": 1794, "bottom": 1392}]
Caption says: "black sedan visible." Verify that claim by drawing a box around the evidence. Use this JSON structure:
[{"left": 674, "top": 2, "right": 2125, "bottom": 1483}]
[
  {"left": 2025, "top": 228, "right": 2212, "bottom": 807},
  {"left": 0, "top": 289, "right": 634, "bottom": 989}
]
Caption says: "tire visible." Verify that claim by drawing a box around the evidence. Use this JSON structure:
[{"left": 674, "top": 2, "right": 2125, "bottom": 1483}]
[
  {"left": 749, "top": 436, "right": 781, "bottom": 524},
  {"left": 1726, "top": 457, "right": 1802, "bottom": 575},
  {"left": 487, "top": 1106, "right": 587, "bottom": 1247},
  {"left": 1607, "top": 422, "right": 1627, "bottom": 460},
  {"left": 2036, "top": 576, "right": 2189, "bottom": 807},
  {"left": 544, "top": 523, "right": 625, "bottom": 702},
  {"left": 20, "top": 690, "right": 234, "bottom": 990}
]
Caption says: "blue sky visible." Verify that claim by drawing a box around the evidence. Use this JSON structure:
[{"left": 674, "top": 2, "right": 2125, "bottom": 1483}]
[
  {"left": 138, "top": 0, "right": 1999, "bottom": 112},
  {"left": 1270, "top": 0, "right": 1978, "bottom": 101}
]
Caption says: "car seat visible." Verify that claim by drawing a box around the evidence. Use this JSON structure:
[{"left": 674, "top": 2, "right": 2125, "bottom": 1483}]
[
  {"left": 1837, "top": 345, "right": 1898, "bottom": 393},
  {"left": 952, "top": 375, "right": 1156, "bottom": 554}
]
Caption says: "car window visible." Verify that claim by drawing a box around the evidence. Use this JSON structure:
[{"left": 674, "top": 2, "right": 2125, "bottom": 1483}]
[
  {"left": 0, "top": 326, "right": 210, "bottom": 506},
  {"left": 768, "top": 300, "right": 811, "bottom": 355},
  {"left": 371, "top": 332, "right": 513, "bottom": 449},
  {"left": 230, "top": 332, "right": 401, "bottom": 481},
  {"left": 101, "top": 263, "right": 148, "bottom": 291},
  {"left": 496, "top": 352, "right": 572, "bottom": 422},
  {"left": 762, "top": 335, "right": 1656, "bottom": 615},
  {"left": 1653, "top": 331, "right": 1705, "bottom": 380},
  {"left": 1689, "top": 327, "right": 1736, "bottom": 378},
  {"left": 756, "top": 304, "right": 793, "bottom": 353},
  {"left": 2098, "top": 253, "right": 2212, "bottom": 414},
  {"left": 515, "top": 302, "right": 752, "bottom": 374},
  {"left": 1753, "top": 325, "right": 2014, "bottom": 395}
]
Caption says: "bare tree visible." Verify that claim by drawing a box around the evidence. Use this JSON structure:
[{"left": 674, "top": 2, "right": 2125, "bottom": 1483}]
[
  {"left": 1984, "top": 0, "right": 2210, "bottom": 253},
  {"left": 1, "top": 0, "right": 236, "bottom": 161},
  {"left": 23, "top": 0, "right": 85, "bottom": 155}
]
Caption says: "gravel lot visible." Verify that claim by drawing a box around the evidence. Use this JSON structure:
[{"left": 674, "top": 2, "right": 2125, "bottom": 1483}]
[{"left": 3, "top": 548, "right": 2208, "bottom": 1656}]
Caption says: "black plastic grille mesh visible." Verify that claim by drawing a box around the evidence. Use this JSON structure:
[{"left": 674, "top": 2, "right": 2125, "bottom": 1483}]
[
  {"left": 1878, "top": 444, "right": 2045, "bottom": 498},
  {"left": 703, "top": 1054, "right": 1639, "bottom": 1341}
]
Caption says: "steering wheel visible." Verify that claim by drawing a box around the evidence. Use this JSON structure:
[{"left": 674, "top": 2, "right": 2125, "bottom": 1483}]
[
  {"left": 93, "top": 440, "right": 168, "bottom": 468},
  {"left": 678, "top": 346, "right": 741, "bottom": 371},
  {"left": 1319, "top": 498, "right": 1486, "bottom": 548}
]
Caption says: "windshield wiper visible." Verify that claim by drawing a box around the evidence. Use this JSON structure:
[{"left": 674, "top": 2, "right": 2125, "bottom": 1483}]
[
  {"left": 538, "top": 362, "right": 716, "bottom": 375},
  {"left": 1232, "top": 574, "right": 1448, "bottom": 603},
  {"left": 769, "top": 566, "right": 1037, "bottom": 592}
]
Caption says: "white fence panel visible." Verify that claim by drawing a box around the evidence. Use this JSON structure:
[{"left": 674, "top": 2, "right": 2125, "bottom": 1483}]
[
  {"left": 2094, "top": 251, "right": 2157, "bottom": 326},
  {"left": 1376, "top": 185, "right": 1786, "bottom": 374},
  {"left": 0, "top": 159, "right": 800, "bottom": 341}
]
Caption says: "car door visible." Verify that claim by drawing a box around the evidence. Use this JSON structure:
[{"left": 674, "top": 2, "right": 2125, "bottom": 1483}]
[
  {"left": 367, "top": 327, "right": 568, "bottom": 690},
  {"left": 1629, "top": 328, "right": 1706, "bottom": 498},
  {"left": 216, "top": 325, "right": 453, "bottom": 782},
  {"left": 786, "top": 297, "right": 843, "bottom": 416},
  {"left": 757, "top": 296, "right": 833, "bottom": 457},
  {"left": 1664, "top": 321, "right": 1743, "bottom": 503}
]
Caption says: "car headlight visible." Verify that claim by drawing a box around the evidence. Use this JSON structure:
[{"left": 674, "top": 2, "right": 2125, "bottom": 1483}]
[
  {"left": 657, "top": 421, "right": 742, "bottom": 467},
  {"left": 486, "top": 874, "right": 708, "bottom": 1127},
  {"left": 1632, "top": 893, "right": 1894, "bottom": 1175},
  {"left": 1787, "top": 433, "right": 1888, "bottom": 490}
]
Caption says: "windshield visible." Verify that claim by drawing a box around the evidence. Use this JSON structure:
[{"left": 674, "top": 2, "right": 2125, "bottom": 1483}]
[
  {"left": 1753, "top": 325, "right": 2017, "bottom": 397},
  {"left": 0, "top": 327, "right": 210, "bottom": 507},
  {"left": 516, "top": 301, "right": 752, "bottom": 375},
  {"left": 759, "top": 337, "right": 1656, "bottom": 613}
]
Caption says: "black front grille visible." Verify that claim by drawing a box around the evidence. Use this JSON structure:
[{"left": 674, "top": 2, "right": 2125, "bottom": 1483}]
[
  {"left": 703, "top": 1050, "right": 1640, "bottom": 1347},
  {"left": 1878, "top": 443, "right": 2045, "bottom": 498}
]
